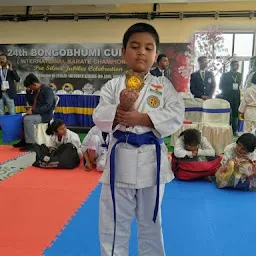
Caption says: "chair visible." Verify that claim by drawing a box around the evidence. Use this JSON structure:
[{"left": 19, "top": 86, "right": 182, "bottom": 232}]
[
  {"left": 93, "top": 90, "right": 101, "bottom": 96},
  {"left": 170, "top": 98, "right": 203, "bottom": 147},
  {"left": 56, "top": 90, "right": 67, "bottom": 94},
  {"left": 179, "top": 91, "right": 193, "bottom": 99},
  {"left": 34, "top": 95, "right": 60, "bottom": 146},
  {"left": 72, "top": 90, "right": 83, "bottom": 95},
  {"left": 201, "top": 99, "right": 233, "bottom": 154},
  {"left": 184, "top": 98, "right": 204, "bottom": 125}
]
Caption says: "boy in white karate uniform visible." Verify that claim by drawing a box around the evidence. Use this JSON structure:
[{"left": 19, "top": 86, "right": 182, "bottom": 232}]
[
  {"left": 221, "top": 133, "right": 256, "bottom": 166},
  {"left": 93, "top": 23, "right": 184, "bottom": 256},
  {"left": 81, "top": 125, "right": 108, "bottom": 172}
]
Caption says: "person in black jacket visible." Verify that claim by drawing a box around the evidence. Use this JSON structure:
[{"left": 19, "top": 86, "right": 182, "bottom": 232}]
[
  {"left": 219, "top": 60, "right": 242, "bottom": 135},
  {"left": 190, "top": 56, "right": 216, "bottom": 100},
  {"left": 0, "top": 54, "right": 20, "bottom": 116},
  {"left": 13, "top": 74, "right": 55, "bottom": 151},
  {"left": 150, "top": 54, "right": 169, "bottom": 78}
]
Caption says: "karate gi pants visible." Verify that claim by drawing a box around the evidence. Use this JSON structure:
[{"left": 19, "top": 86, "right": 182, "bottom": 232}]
[{"left": 99, "top": 183, "right": 166, "bottom": 256}]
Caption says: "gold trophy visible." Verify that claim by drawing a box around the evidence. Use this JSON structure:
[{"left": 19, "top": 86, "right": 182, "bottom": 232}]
[{"left": 125, "top": 69, "right": 144, "bottom": 92}]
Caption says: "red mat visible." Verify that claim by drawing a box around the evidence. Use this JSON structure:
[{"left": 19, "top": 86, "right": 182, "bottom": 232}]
[
  {"left": 0, "top": 146, "right": 26, "bottom": 164},
  {"left": 0, "top": 164, "right": 101, "bottom": 256}
]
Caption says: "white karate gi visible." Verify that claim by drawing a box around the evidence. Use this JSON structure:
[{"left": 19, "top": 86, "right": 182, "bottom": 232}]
[
  {"left": 238, "top": 85, "right": 256, "bottom": 132},
  {"left": 245, "top": 71, "right": 256, "bottom": 89},
  {"left": 221, "top": 142, "right": 256, "bottom": 166},
  {"left": 80, "top": 125, "right": 108, "bottom": 172},
  {"left": 48, "top": 129, "right": 82, "bottom": 157},
  {"left": 93, "top": 73, "right": 184, "bottom": 256},
  {"left": 174, "top": 135, "right": 215, "bottom": 158}
]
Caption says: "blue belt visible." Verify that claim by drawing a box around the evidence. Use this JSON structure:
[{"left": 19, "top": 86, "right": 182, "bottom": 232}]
[{"left": 110, "top": 130, "right": 164, "bottom": 256}]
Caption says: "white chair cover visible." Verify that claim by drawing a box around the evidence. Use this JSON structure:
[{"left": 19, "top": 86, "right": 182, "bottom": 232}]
[
  {"left": 201, "top": 99, "right": 233, "bottom": 154},
  {"left": 184, "top": 98, "right": 204, "bottom": 124},
  {"left": 72, "top": 90, "right": 84, "bottom": 95},
  {"left": 202, "top": 125, "right": 233, "bottom": 154},
  {"left": 170, "top": 123, "right": 199, "bottom": 147},
  {"left": 56, "top": 90, "right": 67, "bottom": 95},
  {"left": 179, "top": 92, "right": 193, "bottom": 99},
  {"left": 93, "top": 90, "right": 101, "bottom": 96},
  {"left": 34, "top": 95, "right": 60, "bottom": 146},
  {"left": 202, "top": 98, "right": 230, "bottom": 125}
]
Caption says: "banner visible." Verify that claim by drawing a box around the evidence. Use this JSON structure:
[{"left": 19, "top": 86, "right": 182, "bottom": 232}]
[{"left": 0, "top": 43, "right": 190, "bottom": 93}]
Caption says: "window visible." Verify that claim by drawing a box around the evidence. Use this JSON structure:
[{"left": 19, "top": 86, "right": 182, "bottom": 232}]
[
  {"left": 192, "top": 32, "right": 255, "bottom": 95},
  {"left": 216, "top": 33, "right": 233, "bottom": 56},
  {"left": 234, "top": 34, "right": 254, "bottom": 57}
]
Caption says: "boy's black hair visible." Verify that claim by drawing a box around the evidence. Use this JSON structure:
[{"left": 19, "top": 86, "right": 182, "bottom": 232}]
[
  {"left": 157, "top": 54, "right": 167, "bottom": 63},
  {"left": 24, "top": 73, "right": 40, "bottom": 88},
  {"left": 46, "top": 119, "right": 65, "bottom": 136},
  {"left": 197, "top": 56, "right": 207, "bottom": 63},
  {"left": 122, "top": 23, "right": 159, "bottom": 51},
  {"left": 179, "top": 129, "right": 201, "bottom": 146},
  {"left": 0, "top": 53, "right": 8, "bottom": 59},
  {"left": 237, "top": 133, "right": 256, "bottom": 153}
]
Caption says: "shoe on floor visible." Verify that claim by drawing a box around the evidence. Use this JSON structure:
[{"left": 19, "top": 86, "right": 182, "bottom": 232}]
[
  {"left": 19, "top": 144, "right": 35, "bottom": 152},
  {"left": 13, "top": 138, "right": 26, "bottom": 148}
]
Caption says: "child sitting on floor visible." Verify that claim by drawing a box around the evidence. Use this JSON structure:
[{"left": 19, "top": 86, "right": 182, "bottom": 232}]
[
  {"left": 46, "top": 119, "right": 82, "bottom": 157},
  {"left": 80, "top": 125, "right": 109, "bottom": 172},
  {"left": 173, "top": 129, "right": 220, "bottom": 181},
  {"left": 221, "top": 133, "right": 256, "bottom": 166},
  {"left": 174, "top": 129, "right": 215, "bottom": 158},
  {"left": 216, "top": 133, "right": 256, "bottom": 191}
]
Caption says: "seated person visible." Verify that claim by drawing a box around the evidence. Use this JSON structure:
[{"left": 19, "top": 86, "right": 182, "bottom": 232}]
[
  {"left": 81, "top": 125, "right": 108, "bottom": 172},
  {"left": 13, "top": 74, "right": 55, "bottom": 151},
  {"left": 174, "top": 129, "right": 215, "bottom": 158},
  {"left": 173, "top": 129, "right": 217, "bottom": 181},
  {"left": 221, "top": 133, "right": 256, "bottom": 166},
  {"left": 46, "top": 119, "right": 82, "bottom": 157}
]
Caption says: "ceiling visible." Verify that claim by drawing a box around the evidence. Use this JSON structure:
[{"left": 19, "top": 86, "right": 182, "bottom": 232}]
[{"left": 0, "top": 0, "right": 254, "bottom": 7}]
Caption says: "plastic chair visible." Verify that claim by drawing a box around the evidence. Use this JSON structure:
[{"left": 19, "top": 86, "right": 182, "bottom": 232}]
[
  {"left": 170, "top": 98, "right": 203, "bottom": 146},
  {"left": 56, "top": 90, "right": 67, "bottom": 95},
  {"left": 72, "top": 90, "right": 84, "bottom": 95},
  {"left": 201, "top": 99, "right": 233, "bottom": 154}
]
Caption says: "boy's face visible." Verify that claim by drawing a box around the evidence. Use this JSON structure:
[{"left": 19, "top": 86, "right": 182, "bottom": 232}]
[
  {"left": 235, "top": 142, "right": 248, "bottom": 156},
  {"left": 122, "top": 32, "right": 157, "bottom": 74},
  {"left": 57, "top": 124, "right": 67, "bottom": 137}
]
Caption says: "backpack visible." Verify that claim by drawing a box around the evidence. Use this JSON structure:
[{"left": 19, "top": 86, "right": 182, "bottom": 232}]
[
  {"left": 215, "top": 157, "right": 256, "bottom": 191},
  {"left": 33, "top": 143, "right": 80, "bottom": 169},
  {"left": 172, "top": 155, "right": 221, "bottom": 181}
]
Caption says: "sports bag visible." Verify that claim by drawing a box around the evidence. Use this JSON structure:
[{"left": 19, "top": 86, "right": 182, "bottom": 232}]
[
  {"left": 33, "top": 143, "right": 80, "bottom": 169},
  {"left": 172, "top": 155, "right": 221, "bottom": 180}
]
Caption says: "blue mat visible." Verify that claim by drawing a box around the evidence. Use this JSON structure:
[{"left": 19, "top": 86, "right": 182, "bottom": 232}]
[{"left": 43, "top": 180, "right": 256, "bottom": 256}]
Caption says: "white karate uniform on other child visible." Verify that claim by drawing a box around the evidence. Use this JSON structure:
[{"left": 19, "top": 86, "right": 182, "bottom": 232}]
[
  {"left": 238, "top": 84, "right": 256, "bottom": 132},
  {"left": 93, "top": 73, "right": 184, "bottom": 256},
  {"left": 221, "top": 142, "right": 256, "bottom": 166},
  {"left": 48, "top": 129, "right": 82, "bottom": 157},
  {"left": 80, "top": 125, "right": 108, "bottom": 172},
  {"left": 174, "top": 135, "right": 215, "bottom": 158}
]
